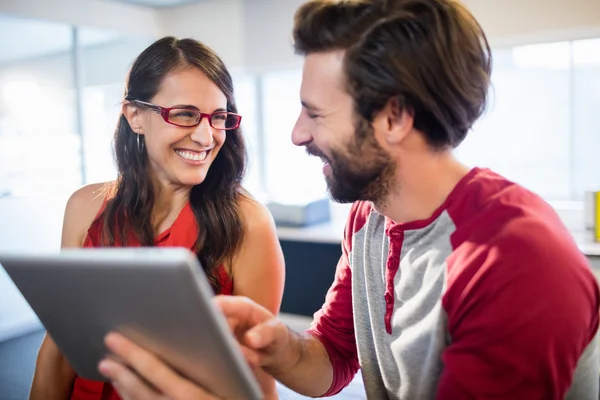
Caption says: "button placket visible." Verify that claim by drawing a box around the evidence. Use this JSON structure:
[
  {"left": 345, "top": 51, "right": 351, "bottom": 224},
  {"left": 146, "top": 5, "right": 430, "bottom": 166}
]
[{"left": 384, "top": 229, "right": 403, "bottom": 334}]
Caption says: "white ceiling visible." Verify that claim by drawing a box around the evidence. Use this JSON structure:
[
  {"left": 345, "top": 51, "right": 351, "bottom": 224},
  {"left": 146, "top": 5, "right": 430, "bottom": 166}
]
[{"left": 101, "top": 0, "right": 205, "bottom": 8}]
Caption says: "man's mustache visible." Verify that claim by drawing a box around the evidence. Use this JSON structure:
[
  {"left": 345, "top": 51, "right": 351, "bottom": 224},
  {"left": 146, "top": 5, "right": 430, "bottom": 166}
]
[{"left": 305, "top": 144, "right": 331, "bottom": 164}]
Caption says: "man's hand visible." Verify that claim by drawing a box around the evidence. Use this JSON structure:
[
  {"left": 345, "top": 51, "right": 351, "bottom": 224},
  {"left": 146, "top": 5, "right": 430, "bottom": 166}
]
[
  {"left": 215, "top": 295, "right": 300, "bottom": 375},
  {"left": 216, "top": 295, "right": 335, "bottom": 397}
]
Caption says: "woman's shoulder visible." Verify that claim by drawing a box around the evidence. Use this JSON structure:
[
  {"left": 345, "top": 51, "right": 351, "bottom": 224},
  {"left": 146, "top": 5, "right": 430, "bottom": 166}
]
[
  {"left": 62, "top": 181, "right": 113, "bottom": 247},
  {"left": 66, "top": 182, "right": 112, "bottom": 216},
  {"left": 232, "top": 191, "right": 282, "bottom": 263},
  {"left": 236, "top": 192, "right": 276, "bottom": 233}
]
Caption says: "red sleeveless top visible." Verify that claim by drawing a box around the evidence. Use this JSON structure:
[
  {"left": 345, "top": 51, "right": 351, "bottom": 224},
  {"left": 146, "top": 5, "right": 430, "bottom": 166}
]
[{"left": 70, "top": 201, "right": 233, "bottom": 400}]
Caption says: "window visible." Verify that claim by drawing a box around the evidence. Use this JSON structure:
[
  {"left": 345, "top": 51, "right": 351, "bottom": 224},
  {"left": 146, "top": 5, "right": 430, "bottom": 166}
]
[
  {"left": 0, "top": 17, "right": 155, "bottom": 197},
  {"left": 232, "top": 73, "right": 261, "bottom": 195},
  {"left": 1, "top": 14, "right": 598, "bottom": 205},
  {"left": 572, "top": 38, "right": 600, "bottom": 200},
  {"left": 81, "top": 83, "right": 124, "bottom": 184},
  {"left": 456, "top": 42, "right": 572, "bottom": 200},
  {"left": 79, "top": 28, "right": 154, "bottom": 184},
  {"left": 258, "top": 39, "right": 600, "bottom": 203},
  {"left": 457, "top": 40, "right": 600, "bottom": 201},
  {"left": 261, "top": 69, "right": 328, "bottom": 202},
  {"left": 0, "top": 15, "right": 81, "bottom": 197}
]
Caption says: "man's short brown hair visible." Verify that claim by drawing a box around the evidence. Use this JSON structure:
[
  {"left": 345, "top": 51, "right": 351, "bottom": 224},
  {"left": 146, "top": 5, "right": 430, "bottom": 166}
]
[{"left": 293, "top": 0, "right": 492, "bottom": 149}]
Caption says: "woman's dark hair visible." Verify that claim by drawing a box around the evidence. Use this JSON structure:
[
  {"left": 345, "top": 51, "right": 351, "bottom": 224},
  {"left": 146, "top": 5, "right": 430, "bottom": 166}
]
[
  {"left": 101, "top": 36, "right": 247, "bottom": 291},
  {"left": 293, "top": 0, "right": 492, "bottom": 149}
]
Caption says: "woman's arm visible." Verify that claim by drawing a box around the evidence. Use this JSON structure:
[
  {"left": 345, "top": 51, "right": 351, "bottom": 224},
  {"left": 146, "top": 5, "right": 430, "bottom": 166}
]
[
  {"left": 29, "top": 335, "right": 77, "bottom": 400},
  {"left": 29, "top": 183, "right": 108, "bottom": 400},
  {"left": 229, "top": 196, "right": 286, "bottom": 399},
  {"left": 230, "top": 195, "right": 285, "bottom": 315}
]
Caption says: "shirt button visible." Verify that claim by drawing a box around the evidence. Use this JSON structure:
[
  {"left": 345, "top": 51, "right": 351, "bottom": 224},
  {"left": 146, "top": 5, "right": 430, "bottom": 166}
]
[{"left": 385, "top": 293, "right": 392, "bottom": 303}]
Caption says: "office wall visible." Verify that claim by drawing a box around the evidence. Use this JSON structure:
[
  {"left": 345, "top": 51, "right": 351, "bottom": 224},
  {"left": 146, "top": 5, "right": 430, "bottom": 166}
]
[
  {"left": 2, "top": 0, "right": 600, "bottom": 70},
  {"left": 160, "top": 0, "right": 600, "bottom": 70},
  {"left": 0, "top": 0, "right": 161, "bottom": 38},
  {"left": 240, "top": 0, "right": 306, "bottom": 72},
  {"left": 0, "top": 39, "right": 149, "bottom": 90},
  {"left": 160, "top": 0, "right": 246, "bottom": 68},
  {"left": 465, "top": 0, "right": 600, "bottom": 47}
]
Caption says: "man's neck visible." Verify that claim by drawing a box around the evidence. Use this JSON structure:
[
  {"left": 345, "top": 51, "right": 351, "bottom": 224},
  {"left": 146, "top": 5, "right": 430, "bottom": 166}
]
[{"left": 374, "top": 151, "right": 471, "bottom": 225}]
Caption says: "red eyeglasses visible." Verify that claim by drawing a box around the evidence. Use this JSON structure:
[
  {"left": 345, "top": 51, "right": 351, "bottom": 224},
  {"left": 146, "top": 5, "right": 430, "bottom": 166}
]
[{"left": 129, "top": 99, "right": 242, "bottom": 130}]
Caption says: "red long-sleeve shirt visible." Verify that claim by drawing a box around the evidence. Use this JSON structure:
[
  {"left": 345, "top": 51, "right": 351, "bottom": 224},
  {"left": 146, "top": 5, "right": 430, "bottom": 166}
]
[{"left": 308, "top": 167, "right": 600, "bottom": 399}]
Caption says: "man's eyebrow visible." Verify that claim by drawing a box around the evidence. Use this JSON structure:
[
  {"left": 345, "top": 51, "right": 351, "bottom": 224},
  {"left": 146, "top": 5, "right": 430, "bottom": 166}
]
[{"left": 301, "top": 100, "right": 321, "bottom": 112}]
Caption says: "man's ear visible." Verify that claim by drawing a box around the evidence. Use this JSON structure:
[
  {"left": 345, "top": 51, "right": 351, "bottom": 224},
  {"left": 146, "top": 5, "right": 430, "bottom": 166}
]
[
  {"left": 122, "top": 102, "right": 145, "bottom": 135},
  {"left": 372, "top": 96, "right": 414, "bottom": 145}
]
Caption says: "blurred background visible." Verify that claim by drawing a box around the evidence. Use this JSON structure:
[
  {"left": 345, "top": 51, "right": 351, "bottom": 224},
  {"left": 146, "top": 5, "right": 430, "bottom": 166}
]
[
  {"left": 0, "top": 0, "right": 599, "bottom": 203},
  {"left": 1, "top": 0, "right": 600, "bottom": 398}
]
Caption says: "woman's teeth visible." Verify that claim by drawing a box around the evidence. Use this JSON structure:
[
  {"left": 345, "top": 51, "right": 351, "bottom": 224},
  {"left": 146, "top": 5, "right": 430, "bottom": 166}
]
[{"left": 175, "top": 150, "right": 207, "bottom": 161}]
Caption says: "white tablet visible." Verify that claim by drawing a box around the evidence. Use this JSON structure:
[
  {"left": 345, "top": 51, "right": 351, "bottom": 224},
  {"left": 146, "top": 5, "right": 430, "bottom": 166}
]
[{"left": 0, "top": 247, "right": 262, "bottom": 400}]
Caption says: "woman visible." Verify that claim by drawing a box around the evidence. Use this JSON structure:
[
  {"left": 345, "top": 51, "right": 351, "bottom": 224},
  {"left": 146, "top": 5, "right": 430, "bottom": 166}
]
[{"left": 29, "top": 36, "right": 285, "bottom": 400}]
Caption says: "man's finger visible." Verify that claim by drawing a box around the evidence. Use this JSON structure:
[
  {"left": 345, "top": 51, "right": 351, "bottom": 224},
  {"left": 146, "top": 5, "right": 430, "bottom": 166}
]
[
  {"left": 214, "top": 295, "right": 273, "bottom": 327},
  {"left": 239, "top": 344, "right": 260, "bottom": 367},
  {"left": 227, "top": 316, "right": 251, "bottom": 340},
  {"left": 104, "top": 333, "right": 215, "bottom": 400},
  {"left": 98, "top": 358, "right": 166, "bottom": 400},
  {"left": 244, "top": 318, "right": 288, "bottom": 350}
]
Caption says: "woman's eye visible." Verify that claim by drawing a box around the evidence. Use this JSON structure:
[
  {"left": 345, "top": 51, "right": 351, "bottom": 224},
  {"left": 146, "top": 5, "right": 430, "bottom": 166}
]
[{"left": 174, "top": 110, "right": 196, "bottom": 118}]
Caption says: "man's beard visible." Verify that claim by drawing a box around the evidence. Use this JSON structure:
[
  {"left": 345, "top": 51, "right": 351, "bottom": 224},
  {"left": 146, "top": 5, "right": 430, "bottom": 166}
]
[{"left": 307, "top": 118, "right": 395, "bottom": 204}]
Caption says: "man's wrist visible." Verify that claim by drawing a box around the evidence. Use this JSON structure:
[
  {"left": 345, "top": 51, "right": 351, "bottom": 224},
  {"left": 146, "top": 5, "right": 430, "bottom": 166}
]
[{"left": 265, "top": 328, "right": 304, "bottom": 377}]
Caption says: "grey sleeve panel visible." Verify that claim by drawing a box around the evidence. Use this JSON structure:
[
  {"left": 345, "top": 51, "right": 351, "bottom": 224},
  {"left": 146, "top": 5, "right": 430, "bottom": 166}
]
[{"left": 565, "top": 331, "right": 599, "bottom": 400}]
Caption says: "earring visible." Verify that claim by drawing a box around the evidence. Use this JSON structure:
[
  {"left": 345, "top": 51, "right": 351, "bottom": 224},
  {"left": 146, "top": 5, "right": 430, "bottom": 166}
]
[{"left": 137, "top": 134, "right": 144, "bottom": 154}]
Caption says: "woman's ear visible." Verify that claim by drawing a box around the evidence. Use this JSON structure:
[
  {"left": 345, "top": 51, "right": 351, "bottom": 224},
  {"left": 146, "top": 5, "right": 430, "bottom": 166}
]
[
  {"left": 372, "top": 96, "right": 414, "bottom": 145},
  {"left": 122, "top": 102, "right": 145, "bottom": 135}
]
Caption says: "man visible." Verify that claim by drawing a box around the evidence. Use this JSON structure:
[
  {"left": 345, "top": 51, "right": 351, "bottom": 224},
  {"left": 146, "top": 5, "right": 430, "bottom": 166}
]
[{"left": 99, "top": 0, "right": 600, "bottom": 398}]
